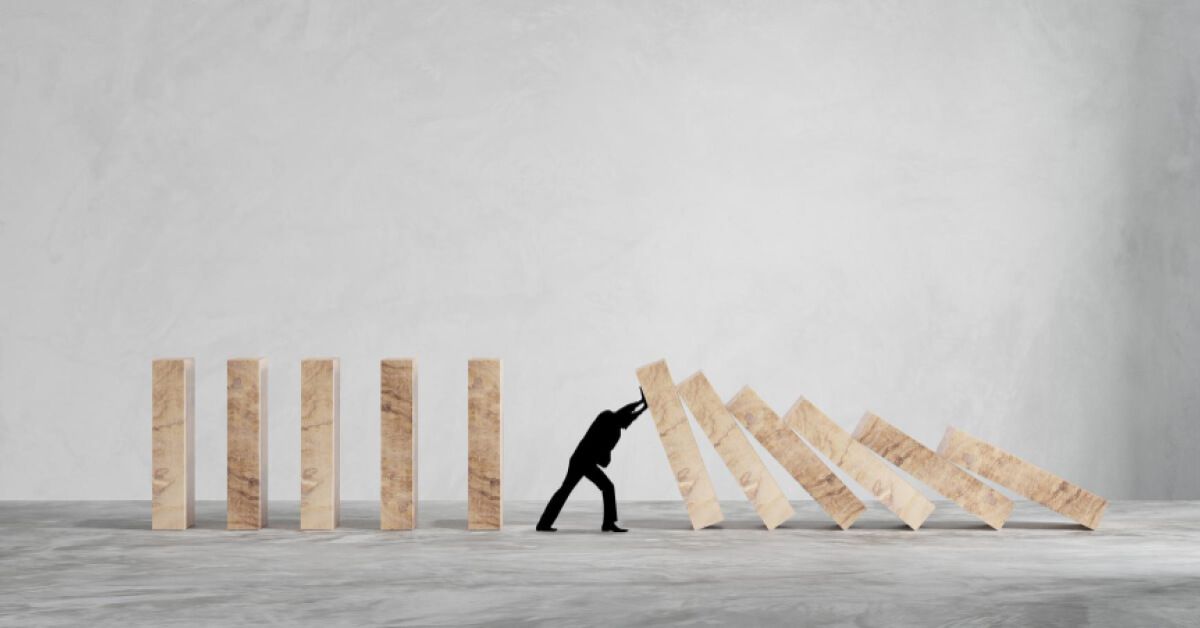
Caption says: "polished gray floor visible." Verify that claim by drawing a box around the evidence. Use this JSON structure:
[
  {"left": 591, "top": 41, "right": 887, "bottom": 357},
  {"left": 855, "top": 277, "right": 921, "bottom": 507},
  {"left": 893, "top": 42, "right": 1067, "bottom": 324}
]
[{"left": 1, "top": 500, "right": 1199, "bottom": 627}]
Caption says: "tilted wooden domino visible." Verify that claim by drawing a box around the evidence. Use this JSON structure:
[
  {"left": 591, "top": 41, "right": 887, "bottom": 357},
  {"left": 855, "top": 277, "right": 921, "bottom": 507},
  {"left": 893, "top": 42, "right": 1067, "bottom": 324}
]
[
  {"left": 785, "top": 398, "right": 935, "bottom": 529},
  {"left": 381, "top": 359, "right": 418, "bottom": 530},
  {"left": 468, "top": 359, "right": 502, "bottom": 530},
  {"left": 227, "top": 358, "right": 268, "bottom": 530},
  {"left": 853, "top": 413, "right": 1011, "bottom": 529},
  {"left": 678, "top": 372, "right": 794, "bottom": 530},
  {"left": 726, "top": 387, "right": 865, "bottom": 529},
  {"left": 301, "top": 358, "right": 340, "bottom": 530},
  {"left": 937, "top": 426, "right": 1108, "bottom": 529},
  {"left": 636, "top": 360, "right": 724, "bottom": 530},
  {"left": 152, "top": 358, "right": 194, "bottom": 530}
]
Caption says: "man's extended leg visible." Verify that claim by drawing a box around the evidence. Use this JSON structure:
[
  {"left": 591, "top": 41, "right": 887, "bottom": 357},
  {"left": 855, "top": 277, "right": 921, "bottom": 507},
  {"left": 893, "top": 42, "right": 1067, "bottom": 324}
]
[
  {"left": 582, "top": 466, "right": 623, "bottom": 531},
  {"left": 537, "top": 466, "right": 584, "bottom": 531}
]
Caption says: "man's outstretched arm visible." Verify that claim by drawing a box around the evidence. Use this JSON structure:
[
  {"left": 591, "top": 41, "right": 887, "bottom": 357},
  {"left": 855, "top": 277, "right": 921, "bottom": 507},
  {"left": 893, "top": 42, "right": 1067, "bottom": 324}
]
[{"left": 617, "top": 388, "right": 648, "bottom": 419}]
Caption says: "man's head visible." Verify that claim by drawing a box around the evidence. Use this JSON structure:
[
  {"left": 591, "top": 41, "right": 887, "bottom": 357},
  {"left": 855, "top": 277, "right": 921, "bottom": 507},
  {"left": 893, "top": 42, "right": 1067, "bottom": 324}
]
[{"left": 613, "top": 409, "right": 638, "bottom": 430}]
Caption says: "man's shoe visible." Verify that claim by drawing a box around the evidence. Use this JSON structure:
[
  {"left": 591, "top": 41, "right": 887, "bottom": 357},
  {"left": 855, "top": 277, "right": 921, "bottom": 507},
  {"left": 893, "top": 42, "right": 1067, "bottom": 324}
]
[
  {"left": 601, "top": 523, "right": 627, "bottom": 533},
  {"left": 536, "top": 525, "right": 557, "bottom": 532}
]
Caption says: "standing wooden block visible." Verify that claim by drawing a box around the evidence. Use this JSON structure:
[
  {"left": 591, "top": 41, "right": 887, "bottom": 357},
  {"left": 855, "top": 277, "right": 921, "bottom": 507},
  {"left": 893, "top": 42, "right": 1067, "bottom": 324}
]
[
  {"left": 678, "top": 372, "right": 793, "bottom": 530},
  {"left": 467, "top": 358, "right": 502, "bottom": 530},
  {"left": 152, "top": 358, "right": 194, "bottom": 530},
  {"left": 785, "top": 398, "right": 935, "bottom": 530},
  {"left": 726, "top": 387, "right": 865, "bottom": 529},
  {"left": 227, "top": 358, "right": 268, "bottom": 529},
  {"left": 381, "top": 359, "right": 417, "bottom": 530},
  {"left": 853, "top": 413, "right": 1012, "bottom": 529},
  {"left": 937, "top": 427, "right": 1108, "bottom": 529},
  {"left": 635, "top": 360, "right": 724, "bottom": 530},
  {"left": 300, "top": 358, "right": 339, "bottom": 530}
]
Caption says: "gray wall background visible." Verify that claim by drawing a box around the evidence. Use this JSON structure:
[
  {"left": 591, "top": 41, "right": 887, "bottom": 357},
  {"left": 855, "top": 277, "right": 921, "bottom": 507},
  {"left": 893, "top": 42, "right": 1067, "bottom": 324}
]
[{"left": 1, "top": 0, "right": 1197, "bottom": 503}]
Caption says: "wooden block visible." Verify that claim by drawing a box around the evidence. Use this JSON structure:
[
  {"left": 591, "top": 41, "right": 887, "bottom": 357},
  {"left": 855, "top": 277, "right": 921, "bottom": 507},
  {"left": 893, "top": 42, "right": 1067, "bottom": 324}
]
[
  {"left": 678, "top": 372, "right": 793, "bottom": 530},
  {"left": 635, "top": 360, "right": 724, "bottom": 530},
  {"left": 227, "top": 358, "right": 268, "bottom": 530},
  {"left": 467, "top": 358, "right": 502, "bottom": 530},
  {"left": 937, "top": 426, "right": 1108, "bottom": 529},
  {"left": 853, "top": 413, "right": 1012, "bottom": 529},
  {"left": 381, "top": 359, "right": 417, "bottom": 530},
  {"left": 785, "top": 398, "right": 935, "bottom": 529},
  {"left": 152, "top": 358, "right": 194, "bottom": 530},
  {"left": 726, "top": 387, "right": 865, "bottom": 529},
  {"left": 300, "top": 358, "right": 340, "bottom": 530}
]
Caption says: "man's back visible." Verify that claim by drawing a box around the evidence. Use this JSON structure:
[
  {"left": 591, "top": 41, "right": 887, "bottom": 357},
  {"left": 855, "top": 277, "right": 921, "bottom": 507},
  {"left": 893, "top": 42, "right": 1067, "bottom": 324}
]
[{"left": 571, "top": 412, "right": 622, "bottom": 467}]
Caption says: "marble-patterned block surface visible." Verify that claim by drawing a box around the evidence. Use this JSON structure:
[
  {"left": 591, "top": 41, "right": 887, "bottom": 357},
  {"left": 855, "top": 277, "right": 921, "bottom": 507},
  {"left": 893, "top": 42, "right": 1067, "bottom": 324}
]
[
  {"left": 854, "top": 412, "right": 1012, "bottom": 529},
  {"left": 938, "top": 426, "right": 1108, "bottom": 529},
  {"left": 677, "top": 372, "right": 793, "bottom": 529},
  {"left": 786, "top": 398, "right": 935, "bottom": 530},
  {"left": 381, "top": 359, "right": 417, "bottom": 530},
  {"left": 468, "top": 359, "right": 502, "bottom": 530},
  {"left": 636, "top": 360, "right": 724, "bottom": 530},
  {"left": 726, "top": 387, "right": 865, "bottom": 529},
  {"left": 227, "top": 358, "right": 267, "bottom": 530},
  {"left": 151, "top": 358, "right": 194, "bottom": 530},
  {"left": 300, "top": 358, "right": 340, "bottom": 530}
]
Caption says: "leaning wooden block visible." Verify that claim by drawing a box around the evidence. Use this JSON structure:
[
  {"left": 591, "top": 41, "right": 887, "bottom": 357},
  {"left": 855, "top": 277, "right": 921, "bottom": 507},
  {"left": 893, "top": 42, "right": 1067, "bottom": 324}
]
[
  {"left": 152, "top": 358, "right": 194, "bottom": 530},
  {"left": 381, "top": 359, "right": 417, "bottom": 530},
  {"left": 468, "top": 359, "right": 502, "bottom": 530},
  {"left": 726, "top": 387, "right": 865, "bottom": 529},
  {"left": 937, "top": 426, "right": 1108, "bottom": 529},
  {"left": 853, "top": 413, "right": 1011, "bottom": 529},
  {"left": 300, "top": 358, "right": 340, "bottom": 530},
  {"left": 678, "top": 372, "right": 794, "bottom": 530},
  {"left": 785, "top": 398, "right": 935, "bottom": 529},
  {"left": 227, "top": 358, "right": 268, "bottom": 530},
  {"left": 635, "top": 360, "right": 724, "bottom": 530}
]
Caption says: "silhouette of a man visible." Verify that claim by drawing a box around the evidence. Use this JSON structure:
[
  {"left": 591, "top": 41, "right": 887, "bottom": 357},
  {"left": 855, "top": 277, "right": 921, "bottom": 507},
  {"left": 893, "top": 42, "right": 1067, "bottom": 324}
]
[{"left": 536, "top": 389, "right": 648, "bottom": 532}]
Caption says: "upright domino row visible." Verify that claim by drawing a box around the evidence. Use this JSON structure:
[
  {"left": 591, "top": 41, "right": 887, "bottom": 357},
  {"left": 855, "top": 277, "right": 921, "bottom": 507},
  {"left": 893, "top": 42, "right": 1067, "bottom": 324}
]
[{"left": 151, "top": 358, "right": 502, "bottom": 531}]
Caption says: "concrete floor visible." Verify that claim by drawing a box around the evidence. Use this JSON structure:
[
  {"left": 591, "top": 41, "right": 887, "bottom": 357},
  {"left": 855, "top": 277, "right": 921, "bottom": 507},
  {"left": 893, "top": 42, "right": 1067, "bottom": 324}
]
[{"left": 1, "top": 500, "right": 1198, "bottom": 627}]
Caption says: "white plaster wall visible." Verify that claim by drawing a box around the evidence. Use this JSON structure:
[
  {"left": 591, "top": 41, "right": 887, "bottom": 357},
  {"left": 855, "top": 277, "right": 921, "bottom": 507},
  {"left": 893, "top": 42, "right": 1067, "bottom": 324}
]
[{"left": 1, "top": 0, "right": 1197, "bottom": 502}]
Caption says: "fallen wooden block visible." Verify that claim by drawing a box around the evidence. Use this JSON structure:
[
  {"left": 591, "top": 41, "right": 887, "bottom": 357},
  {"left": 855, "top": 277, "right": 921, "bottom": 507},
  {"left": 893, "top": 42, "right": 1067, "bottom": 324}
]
[
  {"left": 227, "top": 358, "right": 268, "bottom": 530},
  {"left": 152, "top": 358, "right": 194, "bottom": 530},
  {"left": 853, "top": 413, "right": 1012, "bottom": 529},
  {"left": 678, "top": 372, "right": 794, "bottom": 530},
  {"left": 300, "top": 358, "right": 340, "bottom": 530},
  {"left": 785, "top": 398, "right": 935, "bottom": 529},
  {"left": 937, "top": 426, "right": 1108, "bottom": 529},
  {"left": 468, "top": 359, "right": 502, "bottom": 530},
  {"left": 381, "top": 358, "right": 417, "bottom": 530},
  {"left": 726, "top": 387, "right": 865, "bottom": 529},
  {"left": 636, "top": 360, "right": 724, "bottom": 530}
]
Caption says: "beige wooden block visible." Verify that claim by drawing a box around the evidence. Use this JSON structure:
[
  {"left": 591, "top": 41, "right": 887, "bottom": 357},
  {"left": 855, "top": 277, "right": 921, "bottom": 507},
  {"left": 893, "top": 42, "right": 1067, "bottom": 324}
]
[
  {"left": 785, "top": 398, "right": 935, "bottom": 529},
  {"left": 152, "top": 358, "right": 194, "bottom": 530},
  {"left": 227, "top": 358, "right": 268, "bottom": 530},
  {"left": 678, "top": 372, "right": 793, "bottom": 530},
  {"left": 467, "top": 359, "right": 502, "bottom": 530},
  {"left": 381, "top": 359, "right": 417, "bottom": 530},
  {"left": 853, "top": 413, "right": 1012, "bottom": 529},
  {"left": 937, "top": 426, "right": 1108, "bottom": 529},
  {"left": 300, "top": 358, "right": 340, "bottom": 530},
  {"left": 635, "top": 360, "right": 724, "bottom": 530},
  {"left": 726, "top": 387, "right": 865, "bottom": 529}
]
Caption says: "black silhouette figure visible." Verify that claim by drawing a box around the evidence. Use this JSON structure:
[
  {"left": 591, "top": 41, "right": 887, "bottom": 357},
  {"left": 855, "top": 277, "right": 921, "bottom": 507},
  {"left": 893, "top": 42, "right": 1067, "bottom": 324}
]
[{"left": 536, "top": 389, "right": 648, "bottom": 532}]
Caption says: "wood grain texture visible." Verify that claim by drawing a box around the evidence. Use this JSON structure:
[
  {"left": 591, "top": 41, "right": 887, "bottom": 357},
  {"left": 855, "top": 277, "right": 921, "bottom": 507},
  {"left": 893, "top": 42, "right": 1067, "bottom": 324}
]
[
  {"left": 678, "top": 372, "right": 793, "bottom": 530},
  {"left": 785, "top": 398, "right": 935, "bottom": 530},
  {"left": 635, "top": 360, "right": 724, "bottom": 530},
  {"left": 227, "top": 358, "right": 268, "bottom": 530},
  {"left": 726, "top": 387, "right": 865, "bottom": 529},
  {"left": 853, "top": 413, "right": 1012, "bottom": 529},
  {"left": 467, "top": 359, "right": 502, "bottom": 530},
  {"left": 300, "top": 358, "right": 340, "bottom": 530},
  {"left": 152, "top": 358, "right": 194, "bottom": 530},
  {"left": 381, "top": 359, "right": 417, "bottom": 530},
  {"left": 937, "top": 426, "right": 1108, "bottom": 529}
]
